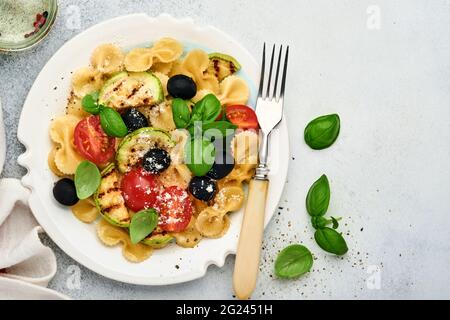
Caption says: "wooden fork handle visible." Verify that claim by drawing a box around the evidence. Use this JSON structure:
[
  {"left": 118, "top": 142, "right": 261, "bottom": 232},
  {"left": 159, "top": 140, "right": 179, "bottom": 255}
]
[{"left": 233, "top": 178, "right": 269, "bottom": 300}]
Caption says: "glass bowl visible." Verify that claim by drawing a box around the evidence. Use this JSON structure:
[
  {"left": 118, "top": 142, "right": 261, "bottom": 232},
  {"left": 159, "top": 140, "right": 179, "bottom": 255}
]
[{"left": 0, "top": 0, "right": 58, "bottom": 52}]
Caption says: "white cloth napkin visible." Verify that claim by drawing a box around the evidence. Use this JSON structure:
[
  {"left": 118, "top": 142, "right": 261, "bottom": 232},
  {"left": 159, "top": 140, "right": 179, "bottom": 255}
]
[
  {"left": 0, "top": 179, "right": 57, "bottom": 286},
  {"left": 0, "top": 99, "right": 64, "bottom": 299}
]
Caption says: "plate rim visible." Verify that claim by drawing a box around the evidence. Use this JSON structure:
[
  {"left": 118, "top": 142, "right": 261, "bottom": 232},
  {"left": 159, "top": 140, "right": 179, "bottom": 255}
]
[{"left": 17, "top": 13, "right": 290, "bottom": 285}]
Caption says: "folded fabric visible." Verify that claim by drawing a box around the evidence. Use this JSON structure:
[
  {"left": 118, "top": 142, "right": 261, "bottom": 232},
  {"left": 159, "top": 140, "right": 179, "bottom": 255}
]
[
  {"left": 0, "top": 99, "right": 65, "bottom": 299},
  {"left": 0, "top": 178, "right": 57, "bottom": 286}
]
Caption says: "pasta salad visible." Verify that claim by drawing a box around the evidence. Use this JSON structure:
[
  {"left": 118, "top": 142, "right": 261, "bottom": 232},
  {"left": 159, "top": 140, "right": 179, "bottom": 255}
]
[{"left": 48, "top": 38, "right": 259, "bottom": 262}]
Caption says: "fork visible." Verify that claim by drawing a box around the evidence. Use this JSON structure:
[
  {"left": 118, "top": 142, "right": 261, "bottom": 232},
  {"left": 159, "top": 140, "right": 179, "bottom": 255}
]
[{"left": 233, "top": 44, "right": 289, "bottom": 300}]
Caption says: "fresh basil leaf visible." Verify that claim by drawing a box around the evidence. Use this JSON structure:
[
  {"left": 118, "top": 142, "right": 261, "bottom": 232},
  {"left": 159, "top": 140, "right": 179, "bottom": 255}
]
[
  {"left": 99, "top": 106, "right": 128, "bottom": 137},
  {"left": 188, "top": 121, "right": 237, "bottom": 138},
  {"left": 201, "top": 94, "right": 222, "bottom": 123},
  {"left": 190, "top": 100, "right": 204, "bottom": 124},
  {"left": 331, "top": 216, "right": 339, "bottom": 229},
  {"left": 311, "top": 216, "right": 341, "bottom": 229},
  {"left": 172, "top": 98, "right": 191, "bottom": 128},
  {"left": 311, "top": 216, "right": 330, "bottom": 229},
  {"left": 203, "top": 121, "right": 237, "bottom": 138},
  {"left": 185, "top": 138, "right": 216, "bottom": 176},
  {"left": 306, "top": 174, "right": 330, "bottom": 216},
  {"left": 314, "top": 227, "right": 348, "bottom": 255},
  {"left": 274, "top": 244, "right": 313, "bottom": 279},
  {"left": 129, "top": 209, "right": 158, "bottom": 244},
  {"left": 81, "top": 92, "right": 101, "bottom": 114},
  {"left": 74, "top": 160, "right": 101, "bottom": 200},
  {"left": 191, "top": 94, "right": 221, "bottom": 124},
  {"left": 304, "top": 114, "right": 340, "bottom": 150}
]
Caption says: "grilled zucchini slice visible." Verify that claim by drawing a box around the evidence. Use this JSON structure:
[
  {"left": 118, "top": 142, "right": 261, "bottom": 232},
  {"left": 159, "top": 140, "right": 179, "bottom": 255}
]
[
  {"left": 207, "top": 53, "right": 241, "bottom": 81},
  {"left": 98, "top": 72, "right": 164, "bottom": 110},
  {"left": 94, "top": 164, "right": 130, "bottom": 227},
  {"left": 116, "top": 127, "right": 175, "bottom": 173}
]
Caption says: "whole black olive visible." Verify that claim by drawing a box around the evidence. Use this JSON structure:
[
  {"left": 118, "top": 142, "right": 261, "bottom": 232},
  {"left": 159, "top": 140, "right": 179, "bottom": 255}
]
[
  {"left": 167, "top": 75, "right": 197, "bottom": 99},
  {"left": 53, "top": 178, "right": 79, "bottom": 206},
  {"left": 188, "top": 176, "right": 218, "bottom": 202},
  {"left": 207, "top": 152, "right": 235, "bottom": 180},
  {"left": 143, "top": 148, "right": 171, "bottom": 174},
  {"left": 121, "top": 108, "right": 148, "bottom": 133}
]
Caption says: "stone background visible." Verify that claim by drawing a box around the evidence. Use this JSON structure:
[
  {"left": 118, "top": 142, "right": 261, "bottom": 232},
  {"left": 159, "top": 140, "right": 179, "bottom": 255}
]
[{"left": 1, "top": 0, "right": 450, "bottom": 299}]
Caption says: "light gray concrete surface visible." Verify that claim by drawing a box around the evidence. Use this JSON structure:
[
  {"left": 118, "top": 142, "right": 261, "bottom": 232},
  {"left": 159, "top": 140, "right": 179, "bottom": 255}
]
[{"left": 1, "top": 0, "right": 450, "bottom": 299}]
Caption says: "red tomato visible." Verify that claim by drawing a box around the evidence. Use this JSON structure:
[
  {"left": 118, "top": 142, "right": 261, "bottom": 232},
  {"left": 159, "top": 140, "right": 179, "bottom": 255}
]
[
  {"left": 155, "top": 186, "right": 193, "bottom": 232},
  {"left": 225, "top": 105, "right": 259, "bottom": 130},
  {"left": 74, "top": 115, "right": 115, "bottom": 165},
  {"left": 121, "top": 168, "right": 161, "bottom": 212}
]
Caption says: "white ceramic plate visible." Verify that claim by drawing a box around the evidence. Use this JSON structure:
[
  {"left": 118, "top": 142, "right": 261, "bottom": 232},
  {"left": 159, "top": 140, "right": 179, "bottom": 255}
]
[{"left": 17, "top": 14, "right": 289, "bottom": 285}]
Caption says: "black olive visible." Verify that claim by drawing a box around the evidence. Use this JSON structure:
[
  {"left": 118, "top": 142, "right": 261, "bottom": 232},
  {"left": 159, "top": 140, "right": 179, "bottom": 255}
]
[
  {"left": 207, "top": 152, "right": 235, "bottom": 180},
  {"left": 168, "top": 75, "right": 197, "bottom": 99},
  {"left": 189, "top": 176, "right": 218, "bottom": 202},
  {"left": 121, "top": 108, "right": 148, "bottom": 133},
  {"left": 143, "top": 148, "right": 171, "bottom": 174},
  {"left": 53, "top": 178, "right": 79, "bottom": 206}
]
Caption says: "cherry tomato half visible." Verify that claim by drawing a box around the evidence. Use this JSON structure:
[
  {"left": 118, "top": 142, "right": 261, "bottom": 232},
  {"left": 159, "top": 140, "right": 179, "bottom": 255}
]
[
  {"left": 121, "top": 168, "right": 161, "bottom": 212},
  {"left": 156, "top": 186, "right": 193, "bottom": 232},
  {"left": 225, "top": 105, "right": 259, "bottom": 130},
  {"left": 74, "top": 115, "right": 115, "bottom": 165}
]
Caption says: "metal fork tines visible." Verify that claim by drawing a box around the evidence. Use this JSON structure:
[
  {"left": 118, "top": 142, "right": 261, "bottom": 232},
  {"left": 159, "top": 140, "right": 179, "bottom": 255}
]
[{"left": 254, "top": 44, "right": 289, "bottom": 180}]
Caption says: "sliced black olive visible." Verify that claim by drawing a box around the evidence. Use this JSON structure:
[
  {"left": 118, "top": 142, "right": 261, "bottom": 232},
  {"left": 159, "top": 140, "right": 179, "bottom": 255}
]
[
  {"left": 143, "top": 148, "right": 171, "bottom": 174},
  {"left": 168, "top": 75, "right": 197, "bottom": 100},
  {"left": 188, "top": 176, "right": 218, "bottom": 202},
  {"left": 121, "top": 108, "right": 148, "bottom": 133},
  {"left": 53, "top": 178, "right": 79, "bottom": 206}
]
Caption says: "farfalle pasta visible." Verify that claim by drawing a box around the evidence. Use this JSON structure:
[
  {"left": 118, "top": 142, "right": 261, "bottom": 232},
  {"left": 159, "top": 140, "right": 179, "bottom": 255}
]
[
  {"left": 151, "top": 38, "right": 183, "bottom": 63},
  {"left": 49, "top": 38, "right": 259, "bottom": 263},
  {"left": 124, "top": 38, "right": 183, "bottom": 72},
  {"left": 47, "top": 146, "right": 65, "bottom": 177},
  {"left": 66, "top": 93, "right": 88, "bottom": 118},
  {"left": 232, "top": 130, "right": 259, "bottom": 165},
  {"left": 49, "top": 114, "right": 84, "bottom": 175},
  {"left": 97, "top": 219, "right": 153, "bottom": 262},
  {"left": 151, "top": 62, "right": 173, "bottom": 75},
  {"left": 195, "top": 187, "right": 244, "bottom": 238},
  {"left": 71, "top": 67, "right": 104, "bottom": 98},
  {"left": 91, "top": 44, "right": 125, "bottom": 74},
  {"left": 71, "top": 197, "right": 99, "bottom": 223},
  {"left": 170, "top": 49, "right": 219, "bottom": 93},
  {"left": 217, "top": 75, "right": 250, "bottom": 106},
  {"left": 124, "top": 48, "right": 154, "bottom": 72},
  {"left": 171, "top": 216, "right": 203, "bottom": 248}
]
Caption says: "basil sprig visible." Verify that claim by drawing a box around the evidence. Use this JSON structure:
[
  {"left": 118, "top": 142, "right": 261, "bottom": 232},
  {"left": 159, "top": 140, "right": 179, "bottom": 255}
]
[
  {"left": 185, "top": 138, "right": 216, "bottom": 176},
  {"left": 306, "top": 174, "right": 330, "bottom": 216},
  {"left": 172, "top": 93, "right": 236, "bottom": 177},
  {"left": 192, "top": 94, "right": 222, "bottom": 124},
  {"left": 304, "top": 114, "right": 340, "bottom": 150},
  {"left": 74, "top": 160, "right": 101, "bottom": 199},
  {"left": 311, "top": 216, "right": 341, "bottom": 229},
  {"left": 172, "top": 94, "right": 232, "bottom": 135},
  {"left": 314, "top": 227, "right": 348, "bottom": 255},
  {"left": 129, "top": 209, "right": 159, "bottom": 244},
  {"left": 82, "top": 92, "right": 128, "bottom": 138},
  {"left": 306, "top": 174, "right": 348, "bottom": 256},
  {"left": 274, "top": 244, "right": 313, "bottom": 279}
]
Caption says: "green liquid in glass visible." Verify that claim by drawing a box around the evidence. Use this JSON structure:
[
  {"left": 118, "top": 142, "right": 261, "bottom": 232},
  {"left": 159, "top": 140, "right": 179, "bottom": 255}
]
[{"left": 0, "top": 0, "right": 47, "bottom": 43}]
